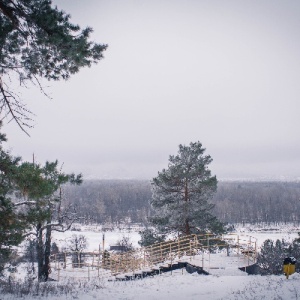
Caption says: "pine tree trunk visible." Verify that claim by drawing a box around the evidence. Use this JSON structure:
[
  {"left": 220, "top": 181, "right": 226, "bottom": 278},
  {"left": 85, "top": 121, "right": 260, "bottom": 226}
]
[
  {"left": 185, "top": 219, "right": 190, "bottom": 235},
  {"left": 36, "top": 223, "right": 45, "bottom": 282},
  {"left": 184, "top": 179, "right": 190, "bottom": 235},
  {"left": 36, "top": 220, "right": 51, "bottom": 282},
  {"left": 43, "top": 222, "right": 52, "bottom": 281}
]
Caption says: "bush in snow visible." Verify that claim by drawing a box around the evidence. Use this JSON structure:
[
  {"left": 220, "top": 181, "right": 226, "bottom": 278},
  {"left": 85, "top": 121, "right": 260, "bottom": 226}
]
[
  {"left": 289, "top": 233, "right": 300, "bottom": 272},
  {"left": 257, "top": 239, "right": 289, "bottom": 275},
  {"left": 257, "top": 234, "right": 300, "bottom": 275},
  {"left": 115, "top": 235, "right": 134, "bottom": 252},
  {"left": 0, "top": 276, "right": 104, "bottom": 297},
  {"left": 138, "top": 228, "right": 166, "bottom": 247},
  {"left": 68, "top": 234, "right": 88, "bottom": 268}
]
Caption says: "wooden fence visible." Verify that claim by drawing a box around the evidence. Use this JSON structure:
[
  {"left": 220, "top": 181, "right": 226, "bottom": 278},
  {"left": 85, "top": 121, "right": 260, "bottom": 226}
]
[{"left": 49, "top": 233, "right": 257, "bottom": 281}]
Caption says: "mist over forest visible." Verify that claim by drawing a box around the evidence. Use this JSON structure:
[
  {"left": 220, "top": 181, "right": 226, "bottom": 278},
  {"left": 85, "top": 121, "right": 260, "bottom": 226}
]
[{"left": 64, "top": 180, "right": 300, "bottom": 225}]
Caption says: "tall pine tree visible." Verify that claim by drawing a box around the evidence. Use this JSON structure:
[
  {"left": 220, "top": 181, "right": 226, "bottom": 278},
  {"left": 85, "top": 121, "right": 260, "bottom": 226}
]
[
  {"left": 0, "top": 0, "right": 107, "bottom": 133},
  {"left": 151, "top": 141, "right": 223, "bottom": 236},
  {"left": 0, "top": 127, "right": 26, "bottom": 273},
  {"left": 15, "top": 160, "right": 82, "bottom": 281},
  {"left": 0, "top": 129, "right": 83, "bottom": 280}
]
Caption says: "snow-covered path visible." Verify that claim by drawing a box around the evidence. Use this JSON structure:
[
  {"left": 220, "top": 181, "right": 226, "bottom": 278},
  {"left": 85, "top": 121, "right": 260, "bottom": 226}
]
[
  {"left": 190, "top": 252, "right": 251, "bottom": 276},
  {"left": 4, "top": 271, "right": 299, "bottom": 300},
  {"left": 101, "top": 272, "right": 300, "bottom": 300}
]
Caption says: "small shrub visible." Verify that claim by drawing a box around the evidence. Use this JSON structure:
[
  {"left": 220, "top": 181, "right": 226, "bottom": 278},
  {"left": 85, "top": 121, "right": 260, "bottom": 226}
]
[
  {"left": 138, "top": 228, "right": 166, "bottom": 247},
  {"left": 68, "top": 234, "right": 88, "bottom": 267},
  {"left": 0, "top": 277, "right": 105, "bottom": 297},
  {"left": 115, "top": 235, "right": 134, "bottom": 252}
]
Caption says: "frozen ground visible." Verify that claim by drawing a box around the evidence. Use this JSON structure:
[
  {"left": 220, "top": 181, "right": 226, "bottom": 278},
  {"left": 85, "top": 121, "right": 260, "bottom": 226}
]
[
  {"left": 3, "top": 223, "right": 300, "bottom": 300},
  {"left": 2, "top": 270, "right": 300, "bottom": 300}
]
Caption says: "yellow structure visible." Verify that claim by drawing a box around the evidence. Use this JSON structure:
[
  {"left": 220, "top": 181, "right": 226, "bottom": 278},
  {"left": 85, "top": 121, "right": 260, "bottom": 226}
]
[
  {"left": 283, "top": 264, "right": 295, "bottom": 279},
  {"left": 283, "top": 257, "right": 297, "bottom": 279}
]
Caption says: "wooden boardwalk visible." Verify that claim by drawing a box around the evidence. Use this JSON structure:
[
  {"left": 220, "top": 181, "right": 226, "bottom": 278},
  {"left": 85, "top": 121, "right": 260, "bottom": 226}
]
[
  {"left": 50, "top": 234, "right": 256, "bottom": 281},
  {"left": 114, "top": 251, "right": 253, "bottom": 280}
]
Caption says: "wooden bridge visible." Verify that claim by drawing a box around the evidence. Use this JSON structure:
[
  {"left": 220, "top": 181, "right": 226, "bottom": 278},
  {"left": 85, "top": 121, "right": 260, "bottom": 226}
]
[{"left": 49, "top": 233, "right": 257, "bottom": 281}]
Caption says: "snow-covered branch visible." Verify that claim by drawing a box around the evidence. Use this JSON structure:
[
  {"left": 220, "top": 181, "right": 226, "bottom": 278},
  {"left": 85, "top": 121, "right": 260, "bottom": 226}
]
[
  {"left": 22, "top": 231, "right": 36, "bottom": 238},
  {"left": 14, "top": 200, "right": 37, "bottom": 206}
]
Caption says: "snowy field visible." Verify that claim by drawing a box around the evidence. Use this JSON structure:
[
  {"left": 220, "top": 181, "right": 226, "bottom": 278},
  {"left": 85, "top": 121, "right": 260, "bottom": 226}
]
[
  {"left": 3, "top": 223, "right": 300, "bottom": 300},
  {"left": 3, "top": 268, "right": 300, "bottom": 300},
  {"left": 50, "top": 223, "right": 300, "bottom": 252},
  {"left": 51, "top": 224, "right": 143, "bottom": 252}
]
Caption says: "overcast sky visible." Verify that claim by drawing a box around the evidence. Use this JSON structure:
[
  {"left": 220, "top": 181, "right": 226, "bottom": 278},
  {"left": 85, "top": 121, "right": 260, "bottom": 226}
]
[{"left": 4, "top": 0, "right": 300, "bottom": 180}]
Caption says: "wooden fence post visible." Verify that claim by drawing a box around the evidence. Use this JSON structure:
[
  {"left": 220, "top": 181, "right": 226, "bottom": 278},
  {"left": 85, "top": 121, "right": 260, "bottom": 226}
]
[{"left": 170, "top": 243, "right": 173, "bottom": 275}]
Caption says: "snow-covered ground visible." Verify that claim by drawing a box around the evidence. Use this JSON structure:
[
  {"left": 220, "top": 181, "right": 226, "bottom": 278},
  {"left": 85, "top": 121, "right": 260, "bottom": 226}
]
[
  {"left": 234, "top": 224, "right": 299, "bottom": 253},
  {"left": 51, "top": 224, "right": 143, "bottom": 252},
  {"left": 3, "top": 269, "right": 300, "bottom": 299},
  {"left": 3, "top": 223, "right": 300, "bottom": 300}
]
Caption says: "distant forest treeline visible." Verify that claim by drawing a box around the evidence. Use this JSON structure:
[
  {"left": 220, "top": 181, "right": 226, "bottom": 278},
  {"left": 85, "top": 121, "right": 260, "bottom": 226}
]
[{"left": 64, "top": 180, "right": 300, "bottom": 225}]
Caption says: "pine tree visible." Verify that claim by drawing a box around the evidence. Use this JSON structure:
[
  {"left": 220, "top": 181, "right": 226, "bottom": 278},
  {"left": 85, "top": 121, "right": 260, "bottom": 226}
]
[
  {"left": 14, "top": 160, "right": 82, "bottom": 281},
  {"left": 138, "top": 228, "right": 166, "bottom": 247},
  {"left": 257, "top": 238, "right": 300, "bottom": 275},
  {"left": 257, "top": 239, "right": 287, "bottom": 275},
  {"left": 289, "top": 233, "right": 300, "bottom": 272},
  {"left": 151, "top": 141, "right": 222, "bottom": 236},
  {"left": 0, "top": 124, "right": 84, "bottom": 279},
  {"left": 0, "top": 128, "right": 27, "bottom": 273},
  {"left": 0, "top": 0, "right": 107, "bottom": 133}
]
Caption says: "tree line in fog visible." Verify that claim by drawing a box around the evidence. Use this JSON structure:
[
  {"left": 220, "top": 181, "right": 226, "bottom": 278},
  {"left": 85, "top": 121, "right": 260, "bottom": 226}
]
[{"left": 64, "top": 180, "right": 300, "bottom": 225}]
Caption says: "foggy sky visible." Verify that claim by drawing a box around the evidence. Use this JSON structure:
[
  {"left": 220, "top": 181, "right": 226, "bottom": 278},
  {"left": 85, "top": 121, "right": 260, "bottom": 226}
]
[{"left": 4, "top": 0, "right": 300, "bottom": 180}]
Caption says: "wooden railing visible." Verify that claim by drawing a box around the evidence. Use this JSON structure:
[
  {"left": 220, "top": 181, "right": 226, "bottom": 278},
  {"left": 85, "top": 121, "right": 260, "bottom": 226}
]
[{"left": 49, "top": 233, "right": 257, "bottom": 280}]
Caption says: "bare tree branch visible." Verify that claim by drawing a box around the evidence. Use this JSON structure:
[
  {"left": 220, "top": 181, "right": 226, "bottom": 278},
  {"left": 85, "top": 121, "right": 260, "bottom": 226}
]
[
  {"left": 14, "top": 200, "right": 37, "bottom": 206},
  {"left": 0, "top": 76, "right": 32, "bottom": 135}
]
